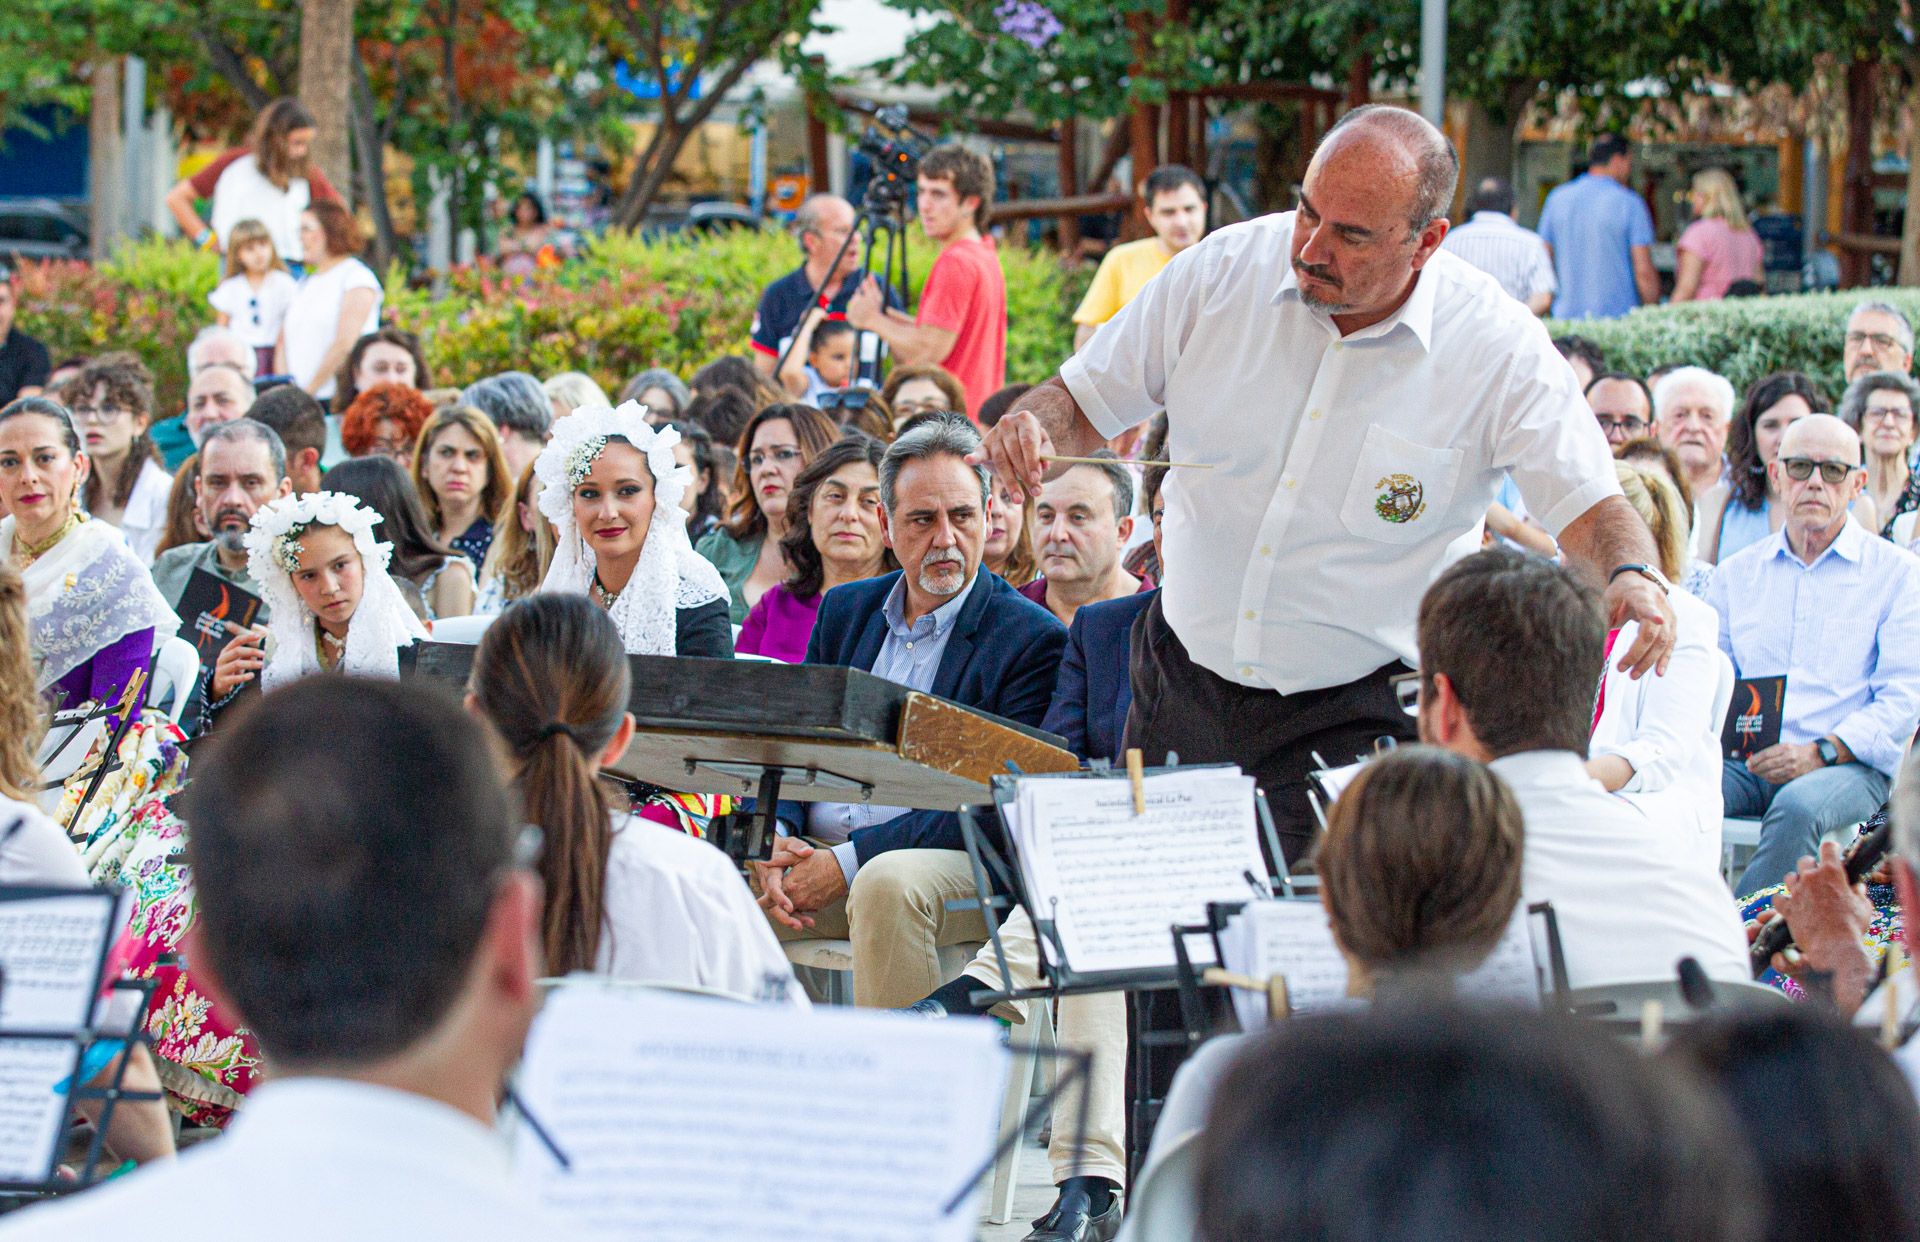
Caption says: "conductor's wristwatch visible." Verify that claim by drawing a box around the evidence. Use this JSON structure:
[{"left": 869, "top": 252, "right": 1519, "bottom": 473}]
[{"left": 1607, "top": 562, "right": 1671, "bottom": 594}]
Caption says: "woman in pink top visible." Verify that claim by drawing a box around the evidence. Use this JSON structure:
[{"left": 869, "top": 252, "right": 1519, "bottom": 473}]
[
  {"left": 1671, "top": 168, "right": 1765, "bottom": 302},
  {"left": 736, "top": 434, "right": 896, "bottom": 663}
]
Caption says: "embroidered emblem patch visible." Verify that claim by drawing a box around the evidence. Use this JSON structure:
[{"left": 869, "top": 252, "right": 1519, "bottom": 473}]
[{"left": 1373, "top": 474, "right": 1426, "bottom": 524}]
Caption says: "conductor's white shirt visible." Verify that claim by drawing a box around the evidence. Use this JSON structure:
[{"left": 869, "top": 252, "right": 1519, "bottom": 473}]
[{"left": 1061, "top": 211, "right": 1620, "bottom": 693}]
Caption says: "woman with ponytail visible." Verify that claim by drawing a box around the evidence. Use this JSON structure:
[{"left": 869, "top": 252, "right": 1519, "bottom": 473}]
[{"left": 467, "top": 593, "right": 801, "bottom": 998}]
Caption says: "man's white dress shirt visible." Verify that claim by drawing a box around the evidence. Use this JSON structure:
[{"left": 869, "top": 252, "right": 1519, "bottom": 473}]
[
  {"left": 1062, "top": 211, "right": 1619, "bottom": 694},
  {"left": 1491, "top": 750, "right": 1749, "bottom": 989},
  {"left": 0, "top": 1079, "right": 565, "bottom": 1241}
]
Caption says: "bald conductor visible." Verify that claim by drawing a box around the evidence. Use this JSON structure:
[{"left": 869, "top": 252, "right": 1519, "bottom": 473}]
[{"left": 972, "top": 106, "right": 1677, "bottom": 865}]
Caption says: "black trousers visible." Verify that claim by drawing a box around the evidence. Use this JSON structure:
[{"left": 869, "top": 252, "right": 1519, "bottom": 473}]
[{"left": 1123, "top": 594, "right": 1417, "bottom": 869}]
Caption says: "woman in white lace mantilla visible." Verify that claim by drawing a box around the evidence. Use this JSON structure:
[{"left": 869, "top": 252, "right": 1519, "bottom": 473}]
[
  {"left": 0, "top": 396, "right": 177, "bottom": 712},
  {"left": 200, "top": 490, "right": 427, "bottom": 731},
  {"left": 533, "top": 402, "right": 733, "bottom": 658}
]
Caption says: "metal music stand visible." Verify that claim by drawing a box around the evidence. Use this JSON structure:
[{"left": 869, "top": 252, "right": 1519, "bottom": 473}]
[{"left": 37, "top": 670, "right": 148, "bottom": 839}]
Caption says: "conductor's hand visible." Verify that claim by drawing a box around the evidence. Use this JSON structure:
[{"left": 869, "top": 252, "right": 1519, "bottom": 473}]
[
  {"left": 1603, "top": 572, "right": 1675, "bottom": 679},
  {"left": 209, "top": 623, "right": 268, "bottom": 699},
  {"left": 971, "top": 409, "right": 1057, "bottom": 505}
]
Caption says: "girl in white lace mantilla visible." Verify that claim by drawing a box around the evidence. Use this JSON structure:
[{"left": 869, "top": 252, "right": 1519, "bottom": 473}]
[
  {"left": 202, "top": 491, "right": 427, "bottom": 727},
  {"left": 532, "top": 402, "right": 732, "bottom": 657}
]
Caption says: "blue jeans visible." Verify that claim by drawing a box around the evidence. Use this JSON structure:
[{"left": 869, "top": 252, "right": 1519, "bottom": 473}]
[{"left": 1725, "top": 759, "right": 1889, "bottom": 898}]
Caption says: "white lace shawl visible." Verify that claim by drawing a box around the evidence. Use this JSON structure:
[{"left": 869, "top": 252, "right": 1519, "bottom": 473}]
[
  {"left": 242, "top": 492, "right": 429, "bottom": 690},
  {"left": 6, "top": 515, "right": 178, "bottom": 693},
  {"left": 533, "top": 402, "right": 727, "bottom": 655}
]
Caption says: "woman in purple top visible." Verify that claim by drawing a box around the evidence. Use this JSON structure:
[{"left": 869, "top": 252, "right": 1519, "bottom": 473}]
[
  {"left": 0, "top": 397, "right": 177, "bottom": 710},
  {"left": 736, "top": 434, "right": 894, "bottom": 663}
]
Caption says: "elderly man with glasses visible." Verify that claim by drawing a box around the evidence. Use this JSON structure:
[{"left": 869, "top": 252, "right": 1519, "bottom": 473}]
[
  {"left": 1843, "top": 300, "right": 1915, "bottom": 384},
  {"left": 1707, "top": 414, "right": 1920, "bottom": 898}
]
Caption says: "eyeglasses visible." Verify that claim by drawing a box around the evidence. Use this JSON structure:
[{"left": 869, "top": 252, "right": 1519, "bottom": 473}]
[
  {"left": 817, "top": 389, "right": 872, "bottom": 412},
  {"left": 748, "top": 447, "right": 803, "bottom": 469},
  {"left": 1780, "top": 457, "right": 1863, "bottom": 485},
  {"left": 1864, "top": 405, "right": 1914, "bottom": 426},
  {"left": 69, "top": 404, "right": 130, "bottom": 424},
  {"left": 1846, "top": 331, "right": 1907, "bottom": 352},
  {"left": 1596, "top": 416, "right": 1647, "bottom": 435}
]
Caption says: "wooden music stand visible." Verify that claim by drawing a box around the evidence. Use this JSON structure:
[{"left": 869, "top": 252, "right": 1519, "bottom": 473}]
[{"left": 409, "top": 645, "right": 1078, "bottom": 860}]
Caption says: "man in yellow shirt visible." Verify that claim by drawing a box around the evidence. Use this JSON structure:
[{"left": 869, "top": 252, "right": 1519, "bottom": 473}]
[{"left": 1072, "top": 165, "right": 1208, "bottom": 350}]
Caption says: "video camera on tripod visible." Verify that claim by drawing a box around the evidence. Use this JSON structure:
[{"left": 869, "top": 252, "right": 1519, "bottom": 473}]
[{"left": 857, "top": 104, "right": 936, "bottom": 217}]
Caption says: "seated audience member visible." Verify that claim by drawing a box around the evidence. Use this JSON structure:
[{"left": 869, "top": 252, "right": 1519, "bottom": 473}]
[
  {"left": 333, "top": 326, "right": 433, "bottom": 419},
  {"left": 1838, "top": 369, "right": 1920, "bottom": 539},
  {"left": 680, "top": 385, "right": 755, "bottom": 450},
  {"left": 154, "top": 452, "right": 204, "bottom": 558},
  {"left": 694, "top": 403, "right": 839, "bottom": 625},
  {"left": 665, "top": 420, "right": 727, "bottom": 541},
  {"left": 1587, "top": 370, "right": 1653, "bottom": 449},
  {"left": 182, "top": 362, "right": 258, "bottom": 464},
  {"left": 881, "top": 363, "right": 968, "bottom": 432},
  {"left": 978, "top": 383, "right": 1034, "bottom": 430},
  {"left": 0, "top": 562, "right": 175, "bottom": 1169},
  {"left": 1023, "top": 450, "right": 1147, "bottom": 625},
  {"left": 1589, "top": 461, "right": 1726, "bottom": 869},
  {"left": 60, "top": 353, "right": 172, "bottom": 562},
  {"left": 340, "top": 380, "right": 432, "bottom": 468},
  {"left": 1708, "top": 415, "right": 1920, "bottom": 898},
  {"left": 46, "top": 357, "right": 87, "bottom": 390},
  {"left": 1653, "top": 364, "right": 1735, "bottom": 510},
  {"left": 1, "top": 397, "right": 176, "bottom": 708},
  {"left": 1843, "top": 299, "right": 1915, "bottom": 385},
  {"left": 755, "top": 415, "right": 1066, "bottom": 1007},
  {"left": 776, "top": 311, "right": 857, "bottom": 403},
  {"left": 1123, "top": 446, "right": 1166, "bottom": 583},
  {"left": 690, "top": 354, "right": 785, "bottom": 411},
  {"left": 475, "top": 463, "right": 553, "bottom": 614},
  {"left": 320, "top": 456, "right": 477, "bottom": 620},
  {"left": 461, "top": 371, "right": 553, "bottom": 481},
  {"left": 150, "top": 327, "right": 256, "bottom": 468},
  {"left": 1551, "top": 334, "right": 1606, "bottom": 391},
  {"left": 620, "top": 367, "right": 691, "bottom": 422},
  {"left": 202, "top": 491, "right": 428, "bottom": 731},
  {"left": 737, "top": 435, "right": 894, "bottom": 663},
  {"left": 532, "top": 403, "right": 732, "bottom": 657},
  {"left": 542, "top": 370, "right": 610, "bottom": 422},
  {"left": 1699, "top": 371, "right": 1826, "bottom": 564},
  {"left": 413, "top": 405, "right": 511, "bottom": 567},
  {"left": 0, "top": 677, "right": 562, "bottom": 1239},
  {"left": 150, "top": 420, "right": 293, "bottom": 615},
  {"left": 1419, "top": 548, "right": 1749, "bottom": 985},
  {"left": 246, "top": 383, "right": 327, "bottom": 493},
  {"left": 1194, "top": 1005, "right": 1758, "bottom": 1242},
  {"left": 1666, "top": 1009, "right": 1920, "bottom": 1240},
  {"left": 984, "top": 474, "right": 1040, "bottom": 588},
  {"left": 469, "top": 594, "right": 799, "bottom": 997},
  {"left": 817, "top": 386, "right": 895, "bottom": 443}
]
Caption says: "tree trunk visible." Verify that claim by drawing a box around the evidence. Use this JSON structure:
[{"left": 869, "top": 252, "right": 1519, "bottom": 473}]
[
  {"left": 1841, "top": 57, "right": 1878, "bottom": 288},
  {"left": 297, "top": 0, "right": 356, "bottom": 205},
  {"left": 88, "top": 58, "right": 124, "bottom": 259},
  {"left": 1460, "top": 91, "right": 1525, "bottom": 218},
  {"left": 1901, "top": 59, "right": 1920, "bottom": 286},
  {"left": 349, "top": 48, "right": 396, "bottom": 269}
]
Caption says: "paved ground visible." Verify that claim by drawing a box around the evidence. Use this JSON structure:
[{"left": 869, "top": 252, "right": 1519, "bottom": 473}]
[{"left": 977, "top": 1135, "right": 1057, "bottom": 1240}]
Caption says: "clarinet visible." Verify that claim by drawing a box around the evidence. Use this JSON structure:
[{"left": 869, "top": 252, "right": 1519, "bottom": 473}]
[{"left": 1748, "top": 820, "right": 1892, "bottom": 978}]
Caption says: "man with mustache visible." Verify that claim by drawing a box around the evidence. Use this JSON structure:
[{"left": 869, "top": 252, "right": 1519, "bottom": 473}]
[
  {"left": 975, "top": 104, "right": 1673, "bottom": 869},
  {"left": 150, "top": 418, "right": 292, "bottom": 618}
]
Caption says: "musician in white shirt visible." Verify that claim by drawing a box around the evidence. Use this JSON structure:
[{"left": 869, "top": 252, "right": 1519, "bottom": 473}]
[
  {"left": 0, "top": 677, "right": 563, "bottom": 1240},
  {"left": 1418, "top": 548, "right": 1749, "bottom": 988},
  {"left": 975, "top": 104, "right": 1675, "bottom": 867}
]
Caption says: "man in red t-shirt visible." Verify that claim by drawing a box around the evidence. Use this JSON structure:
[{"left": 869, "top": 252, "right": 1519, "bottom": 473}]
[{"left": 846, "top": 145, "right": 1007, "bottom": 420}]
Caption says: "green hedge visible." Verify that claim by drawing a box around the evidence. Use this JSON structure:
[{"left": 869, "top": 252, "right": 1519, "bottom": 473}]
[
  {"left": 18, "top": 229, "right": 1090, "bottom": 413},
  {"left": 1548, "top": 289, "right": 1920, "bottom": 401}
]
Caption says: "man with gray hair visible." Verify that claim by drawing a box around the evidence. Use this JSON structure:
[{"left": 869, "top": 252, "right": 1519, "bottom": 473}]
[
  {"left": 749, "top": 193, "right": 877, "bottom": 379},
  {"left": 150, "top": 418, "right": 291, "bottom": 622},
  {"left": 1653, "top": 364, "right": 1737, "bottom": 502},
  {"left": 1024, "top": 449, "right": 1147, "bottom": 626},
  {"left": 753, "top": 413, "right": 1067, "bottom": 1007},
  {"left": 1844, "top": 300, "right": 1915, "bottom": 384},
  {"left": 461, "top": 371, "right": 551, "bottom": 480},
  {"left": 152, "top": 325, "right": 262, "bottom": 468}
]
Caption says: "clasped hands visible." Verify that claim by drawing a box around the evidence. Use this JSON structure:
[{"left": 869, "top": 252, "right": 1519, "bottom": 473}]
[{"left": 752, "top": 836, "right": 849, "bottom": 931}]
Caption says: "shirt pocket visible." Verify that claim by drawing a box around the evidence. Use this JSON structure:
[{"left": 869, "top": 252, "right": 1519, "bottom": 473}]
[{"left": 1338, "top": 423, "right": 1466, "bottom": 546}]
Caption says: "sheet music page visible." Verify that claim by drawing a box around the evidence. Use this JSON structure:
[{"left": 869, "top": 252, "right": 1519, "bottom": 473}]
[
  {"left": 1220, "top": 900, "right": 1355, "bottom": 1028},
  {"left": 1013, "top": 769, "right": 1268, "bottom": 975},
  {"left": 513, "top": 987, "right": 1008, "bottom": 1241},
  {"left": 0, "top": 1038, "right": 76, "bottom": 1183},
  {"left": 1457, "top": 907, "right": 1544, "bottom": 1008},
  {"left": 0, "top": 890, "right": 117, "bottom": 1031}
]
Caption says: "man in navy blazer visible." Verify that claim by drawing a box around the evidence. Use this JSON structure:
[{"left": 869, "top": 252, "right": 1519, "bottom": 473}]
[
  {"left": 1043, "top": 588, "right": 1156, "bottom": 763},
  {"left": 753, "top": 415, "right": 1067, "bottom": 1009}
]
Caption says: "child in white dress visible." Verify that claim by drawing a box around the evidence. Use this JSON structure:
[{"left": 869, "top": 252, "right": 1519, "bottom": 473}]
[{"left": 208, "top": 218, "right": 298, "bottom": 377}]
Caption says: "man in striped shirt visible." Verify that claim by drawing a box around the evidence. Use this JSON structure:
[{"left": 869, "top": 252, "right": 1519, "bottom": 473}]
[{"left": 1439, "top": 177, "right": 1556, "bottom": 315}]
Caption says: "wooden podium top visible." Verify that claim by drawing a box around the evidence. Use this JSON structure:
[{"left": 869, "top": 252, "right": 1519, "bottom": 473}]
[{"left": 410, "top": 644, "right": 1078, "bottom": 810}]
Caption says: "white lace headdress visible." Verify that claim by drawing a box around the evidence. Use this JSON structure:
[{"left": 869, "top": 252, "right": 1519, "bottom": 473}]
[
  {"left": 243, "top": 491, "right": 429, "bottom": 690},
  {"left": 532, "top": 401, "right": 726, "bottom": 654}
]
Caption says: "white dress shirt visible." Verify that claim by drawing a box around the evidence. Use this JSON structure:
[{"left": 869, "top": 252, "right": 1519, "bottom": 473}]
[
  {"left": 1438, "top": 210, "right": 1558, "bottom": 305},
  {"left": 599, "top": 814, "right": 807, "bottom": 1005},
  {"left": 1491, "top": 750, "right": 1749, "bottom": 989},
  {"left": 0, "top": 794, "right": 89, "bottom": 887},
  {"left": 1589, "top": 587, "right": 1729, "bottom": 871},
  {"left": 1705, "top": 516, "right": 1920, "bottom": 778},
  {"left": 0, "top": 1079, "right": 565, "bottom": 1242},
  {"left": 1062, "top": 212, "right": 1619, "bottom": 693}
]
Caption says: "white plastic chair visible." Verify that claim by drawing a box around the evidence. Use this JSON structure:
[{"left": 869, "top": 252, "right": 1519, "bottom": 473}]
[
  {"left": 145, "top": 636, "right": 201, "bottom": 725},
  {"left": 428, "top": 613, "right": 496, "bottom": 645}
]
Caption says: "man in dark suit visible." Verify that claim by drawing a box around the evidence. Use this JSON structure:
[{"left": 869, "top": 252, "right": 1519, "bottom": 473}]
[{"left": 754, "top": 414, "right": 1067, "bottom": 1009}]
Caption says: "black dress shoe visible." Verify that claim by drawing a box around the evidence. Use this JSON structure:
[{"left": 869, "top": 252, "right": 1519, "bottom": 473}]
[{"left": 1022, "top": 1195, "right": 1122, "bottom": 1242}]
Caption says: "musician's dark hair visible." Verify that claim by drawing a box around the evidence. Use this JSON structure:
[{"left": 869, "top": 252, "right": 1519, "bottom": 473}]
[
  {"left": 779, "top": 433, "right": 896, "bottom": 600},
  {"left": 1418, "top": 548, "right": 1604, "bottom": 759},
  {"left": 1317, "top": 746, "right": 1523, "bottom": 983},
  {"left": 245, "top": 384, "right": 326, "bottom": 465},
  {"left": 0, "top": 395, "right": 81, "bottom": 457},
  {"left": 721, "top": 403, "right": 839, "bottom": 542},
  {"left": 318, "top": 454, "right": 461, "bottom": 585},
  {"left": 1665, "top": 1007, "right": 1920, "bottom": 1240},
  {"left": 179, "top": 676, "right": 514, "bottom": 1065},
  {"left": 1198, "top": 1004, "right": 1759, "bottom": 1242},
  {"left": 470, "top": 594, "right": 629, "bottom": 976}
]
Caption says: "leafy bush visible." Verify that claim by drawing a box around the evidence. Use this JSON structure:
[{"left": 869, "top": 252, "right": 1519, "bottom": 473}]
[{"left": 1548, "top": 289, "right": 1920, "bottom": 402}]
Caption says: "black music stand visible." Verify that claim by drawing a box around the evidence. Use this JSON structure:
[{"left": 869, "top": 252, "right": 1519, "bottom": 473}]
[{"left": 36, "top": 670, "right": 149, "bottom": 841}]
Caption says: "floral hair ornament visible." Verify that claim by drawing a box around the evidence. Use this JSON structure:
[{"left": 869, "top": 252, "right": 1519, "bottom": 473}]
[
  {"left": 533, "top": 400, "right": 692, "bottom": 530},
  {"left": 244, "top": 491, "right": 392, "bottom": 587}
]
